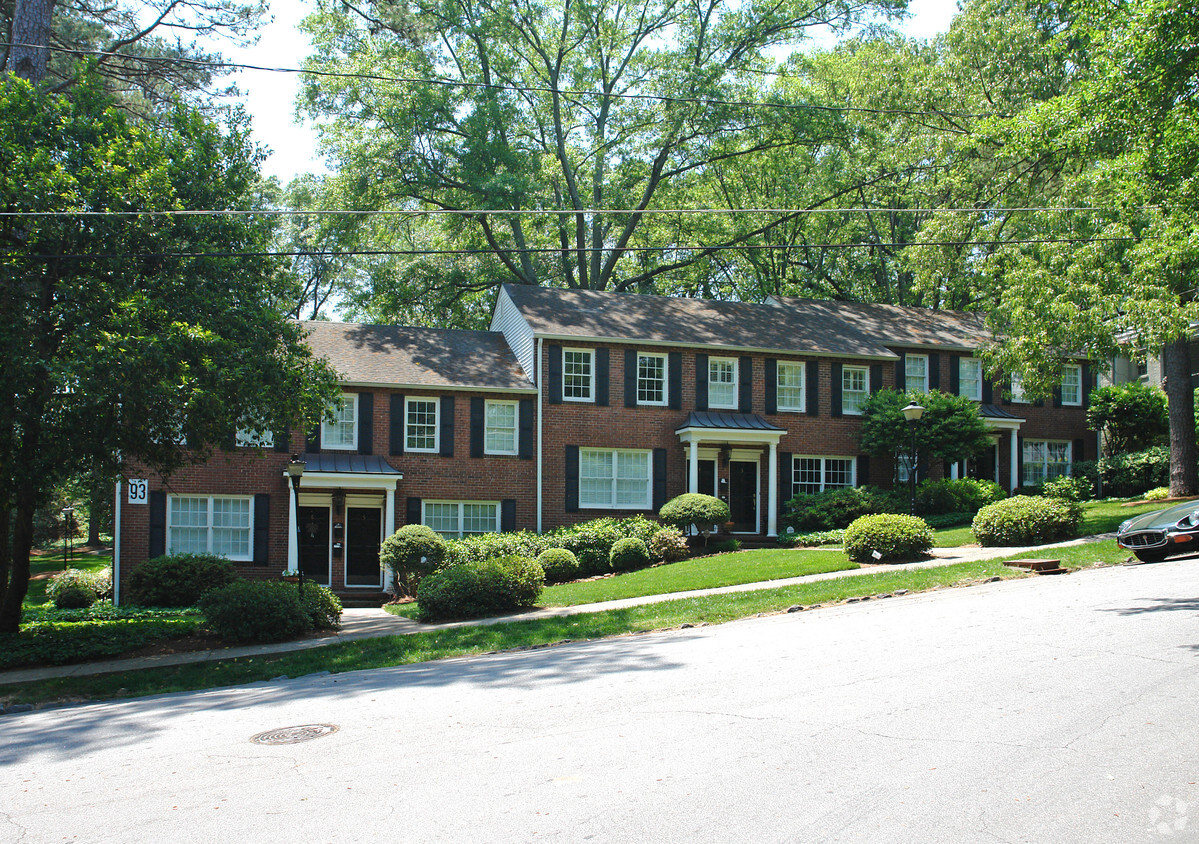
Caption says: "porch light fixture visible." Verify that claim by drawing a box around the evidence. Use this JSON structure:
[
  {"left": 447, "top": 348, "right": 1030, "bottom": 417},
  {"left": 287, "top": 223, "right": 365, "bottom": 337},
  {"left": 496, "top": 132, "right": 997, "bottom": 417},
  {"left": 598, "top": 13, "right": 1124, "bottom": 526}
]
[
  {"left": 286, "top": 455, "right": 306, "bottom": 491},
  {"left": 901, "top": 402, "right": 925, "bottom": 516}
]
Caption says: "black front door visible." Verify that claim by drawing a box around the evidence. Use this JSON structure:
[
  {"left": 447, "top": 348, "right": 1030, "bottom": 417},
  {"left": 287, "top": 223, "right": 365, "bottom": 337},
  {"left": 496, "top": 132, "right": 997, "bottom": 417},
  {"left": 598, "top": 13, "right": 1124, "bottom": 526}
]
[
  {"left": 345, "top": 507, "right": 383, "bottom": 587},
  {"left": 298, "top": 506, "right": 330, "bottom": 584},
  {"left": 728, "top": 461, "right": 758, "bottom": 533}
]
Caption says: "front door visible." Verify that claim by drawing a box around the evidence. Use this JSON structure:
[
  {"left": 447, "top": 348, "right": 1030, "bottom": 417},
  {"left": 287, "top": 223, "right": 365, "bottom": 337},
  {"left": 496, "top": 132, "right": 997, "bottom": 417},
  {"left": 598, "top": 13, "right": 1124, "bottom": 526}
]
[
  {"left": 698, "top": 459, "right": 717, "bottom": 497},
  {"left": 297, "top": 506, "right": 331, "bottom": 585},
  {"left": 728, "top": 460, "right": 758, "bottom": 533},
  {"left": 345, "top": 507, "right": 383, "bottom": 587}
]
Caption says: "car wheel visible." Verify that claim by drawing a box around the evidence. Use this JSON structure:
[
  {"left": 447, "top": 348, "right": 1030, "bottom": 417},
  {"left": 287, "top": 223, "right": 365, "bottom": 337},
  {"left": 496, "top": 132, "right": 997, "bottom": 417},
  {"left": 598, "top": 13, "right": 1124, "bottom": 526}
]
[{"left": 1133, "top": 550, "right": 1169, "bottom": 563}]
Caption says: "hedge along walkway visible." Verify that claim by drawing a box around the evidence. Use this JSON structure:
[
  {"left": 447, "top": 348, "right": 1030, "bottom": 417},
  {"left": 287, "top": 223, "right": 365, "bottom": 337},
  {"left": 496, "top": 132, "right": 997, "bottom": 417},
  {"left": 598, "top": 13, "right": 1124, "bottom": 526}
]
[{"left": 0, "top": 533, "right": 1117, "bottom": 688}]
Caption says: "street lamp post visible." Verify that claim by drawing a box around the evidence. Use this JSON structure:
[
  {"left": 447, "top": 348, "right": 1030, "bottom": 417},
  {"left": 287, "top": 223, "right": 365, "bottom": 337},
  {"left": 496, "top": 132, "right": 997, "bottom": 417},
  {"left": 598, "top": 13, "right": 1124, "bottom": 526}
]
[
  {"left": 285, "top": 455, "right": 306, "bottom": 592},
  {"left": 61, "top": 506, "right": 74, "bottom": 571},
  {"left": 901, "top": 402, "right": 925, "bottom": 516}
]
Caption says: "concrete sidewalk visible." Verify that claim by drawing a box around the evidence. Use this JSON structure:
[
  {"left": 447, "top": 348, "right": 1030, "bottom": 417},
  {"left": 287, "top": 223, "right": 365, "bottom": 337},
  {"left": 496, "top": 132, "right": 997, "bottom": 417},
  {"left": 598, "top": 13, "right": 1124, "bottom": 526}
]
[{"left": 0, "top": 533, "right": 1119, "bottom": 688}]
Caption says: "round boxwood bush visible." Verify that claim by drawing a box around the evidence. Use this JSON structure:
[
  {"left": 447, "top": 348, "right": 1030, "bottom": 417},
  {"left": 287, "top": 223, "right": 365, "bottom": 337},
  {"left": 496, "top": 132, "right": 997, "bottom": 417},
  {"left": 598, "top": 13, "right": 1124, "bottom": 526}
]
[
  {"left": 536, "top": 548, "right": 580, "bottom": 584},
  {"left": 417, "top": 555, "right": 544, "bottom": 622},
  {"left": 299, "top": 583, "right": 343, "bottom": 630},
  {"left": 609, "top": 537, "right": 650, "bottom": 572},
  {"left": 843, "top": 514, "right": 934, "bottom": 563},
  {"left": 658, "top": 493, "right": 730, "bottom": 533},
  {"left": 46, "top": 567, "right": 112, "bottom": 608},
  {"left": 198, "top": 581, "right": 313, "bottom": 642},
  {"left": 972, "top": 496, "right": 1082, "bottom": 546},
  {"left": 649, "top": 527, "right": 689, "bottom": 563},
  {"left": 53, "top": 584, "right": 98, "bottom": 609},
  {"left": 126, "top": 553, "right": 239, "bottom": 607},
  {"left": 380, "top": 525, "right": 447, "bottom": 594}
]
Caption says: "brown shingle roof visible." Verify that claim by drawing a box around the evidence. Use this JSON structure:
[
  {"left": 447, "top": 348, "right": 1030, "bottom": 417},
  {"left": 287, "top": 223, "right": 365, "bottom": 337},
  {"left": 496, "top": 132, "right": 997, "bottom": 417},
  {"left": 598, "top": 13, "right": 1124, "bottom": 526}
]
[
  {"left": 502, "top": 284, "right": 898, "bottom": 359},
  {"left": 768, "top": 296, "right": 991, "bottom": 350},
  {"left": 302, "top": 322, "right": 533, "bottom": 391}
]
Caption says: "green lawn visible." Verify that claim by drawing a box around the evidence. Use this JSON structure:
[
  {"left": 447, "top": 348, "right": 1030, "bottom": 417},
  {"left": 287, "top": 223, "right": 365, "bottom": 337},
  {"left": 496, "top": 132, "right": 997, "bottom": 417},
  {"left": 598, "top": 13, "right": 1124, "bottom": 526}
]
[{"left": 24, "top": 551, "right": 111, "bottom": 606}]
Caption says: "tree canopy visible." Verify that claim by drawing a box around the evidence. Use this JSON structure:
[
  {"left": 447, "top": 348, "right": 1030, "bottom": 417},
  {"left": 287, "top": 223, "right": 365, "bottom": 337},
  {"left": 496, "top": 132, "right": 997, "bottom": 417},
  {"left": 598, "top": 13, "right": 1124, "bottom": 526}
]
[{"left": 858, "top": 389, "right": 992, "bottom": 469}]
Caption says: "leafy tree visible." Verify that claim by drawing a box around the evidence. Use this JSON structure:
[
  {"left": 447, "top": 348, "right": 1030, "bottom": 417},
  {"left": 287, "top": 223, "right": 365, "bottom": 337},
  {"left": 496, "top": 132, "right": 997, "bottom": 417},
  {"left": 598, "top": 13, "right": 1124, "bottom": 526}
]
[
  {"left": 859, "top": 389, "right": 992, "bottom": 470},
  {"left": 1086, "top": 382, "right": 1168, "bottom": 457},
  {"left": 0, "top": 74, "right": 339, "bottom": 631}
]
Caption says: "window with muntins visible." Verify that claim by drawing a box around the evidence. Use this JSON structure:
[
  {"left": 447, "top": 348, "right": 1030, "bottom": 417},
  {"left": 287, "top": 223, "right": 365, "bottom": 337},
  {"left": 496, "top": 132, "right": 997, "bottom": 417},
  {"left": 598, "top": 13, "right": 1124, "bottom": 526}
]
[
  {"left": 323, "top": 395, "right": 357, "bottom": 449},
  {"left": 708, "top": 358, "right": 737, "bottom": 409},
  {"left": 1060, "top": 364, "right": 1082, "bottom": 406},
  {"left": 793, "top": 457, "right": 856, "bottom": 495},
  {"left": 1023, "top": 440, "right": 1071, "bottom": 485},
  {"left": 405, "top": 398, "right": 439, "bottom": 452},
  {"left": 484, "top": 400, "right": 518, "bottom": 455},
  {"left": 563, "top": 349, "right": 594, "bottom": 401},
  {"left": 842, "top": 366, "right": 868, "bottom": 415},
  {"left": 579, "top": 448, "right": 651, "bottom": 509},
  {"left": 167, "top": 495, "right": 252, "bottom": 560},
  {"left": 777, "top": 362, "right": 805, "bottom": 412},
  {"left": 905, "top": 354, "right": 929, "bottom": 393},
  {"left": 959, "top": 358, "right": 982, "bottom": 401},
  {"left": 423, "top": 501, "right": 500, "bottom": 538},
  {"left": 1010, "top": 372, "right": 1028, "bottom": 403},
  {"left": 637, "top": 353, "right": 667, "bottom": 405},
  {"left": 235, "top": 427, "right": 273, "bottom": 448}
]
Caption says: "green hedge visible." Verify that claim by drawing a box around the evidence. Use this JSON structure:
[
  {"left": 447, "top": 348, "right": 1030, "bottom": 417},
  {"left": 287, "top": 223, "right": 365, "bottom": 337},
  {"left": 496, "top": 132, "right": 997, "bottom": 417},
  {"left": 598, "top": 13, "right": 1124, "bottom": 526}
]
[
  {"left": 649, "top": 527, "right": 689, "bottom": 562},
  {"left": 972, "top": 497, "right": 1082, "bottom": 546},
  {"left": 197, "top": 581, "right": 313, "bottom": 642},
  {"left": 545, "top": 516, "right": 661, "bottom": 576},
  {"left": 300, "top": 584, "right": 343, "bottom": 630},
  {"left": 2, "top": 607, "right": 203, "bottom": 669},
  {"left": 783, "top": 486, "right": 902, "bottom": 532},
  {"left": 609, "top": 537, "right": 650, "bottom": 572},
  {"left": 536, "top": 548, "right": 580, "bottom": 584},
  {"left": 843, "top": 514, "right": 933, "bottom": 563},
  {"left": 417, "top": 556, "right": 544, "bottom": 622},
  {"left": 380, "top": 525, "right": 447, "bottom": 594},
  {"left": 126, "top": 553, "right": 240, "bottom": 607},
  {"left": 46, "top": 568, "right": 112, "bottom": 608}
]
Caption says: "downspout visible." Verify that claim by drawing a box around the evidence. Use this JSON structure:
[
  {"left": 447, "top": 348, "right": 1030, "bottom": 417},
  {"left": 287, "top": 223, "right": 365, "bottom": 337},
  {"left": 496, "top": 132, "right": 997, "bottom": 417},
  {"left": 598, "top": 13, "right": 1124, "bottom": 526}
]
[
  {"left": 112, "top": 480, "right": 122, "bottom": 606},
  {"left": 536, "top": 337, "right": 544, "bottom": 534}
]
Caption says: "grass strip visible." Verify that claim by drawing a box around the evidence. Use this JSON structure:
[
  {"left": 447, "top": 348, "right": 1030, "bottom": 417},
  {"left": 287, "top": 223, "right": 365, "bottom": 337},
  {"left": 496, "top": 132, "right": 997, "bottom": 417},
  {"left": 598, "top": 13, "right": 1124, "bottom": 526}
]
[{"left": 3, "top": 541, "right": 1130, "bottom": 708}]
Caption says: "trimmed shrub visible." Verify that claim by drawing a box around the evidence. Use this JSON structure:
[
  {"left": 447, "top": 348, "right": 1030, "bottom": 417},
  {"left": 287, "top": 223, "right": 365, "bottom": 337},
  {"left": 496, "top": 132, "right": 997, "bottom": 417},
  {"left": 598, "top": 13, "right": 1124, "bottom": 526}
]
[
  {"left": 1043, "top": 475, "right": 1095, "bottom": 502},
  {"left": 914, "top": 478, "right": 1006, "bottom": 515},
  {"left": 649, "top": 527, "right": 689, "bottom": 562},
  {"left": 536, "top": 548, "right": 580, "bottom": 584},
  {"left": 417, "top": 555, "right": 544, "bottom": 622},
  {"left": 921, "top": 512, "right": 974, "bottom": 529},
  {"left": 778, "top": 528, "right": 845, "bottom": 547},
  {"left": 972, "top": 497, "right": 1082, "bottom": 546},
  {"left": 1143, "top": 486, "right": 1170, "bottom": 501},
  {"left": 444, "top": 530, "right": 548, "bottom": 568},
  {"left": 52, "top": 585, "right": 97, "bottom": 609},
  {"left": 609, "top": 537, "right": 650, "bottom": 572},
  {"left": 843, "top": 514, "right": 933, "bottom": 563},
  {"left": 299, "top": 584, "right": 342, "bottom": 630},
  {"left": 783, "top": 486, "right": 902, "bottom": 532},
  {"left": 126, "top": 553, "right": 239, "bottom": 607},
  {"left": 197, "top": 581, "right": 312, "bottom": 642},
  {"left": 658, "top": 494, "right": 730, "bottom": 533},
  {"left": 707, "top": 538, "right": 741, "bottom": 554},
  {"left": 1097, "top": 445, "right": 1170, "bottom": 497},
  {"left": 546, "top": 516, "right": 661, "bottom": 576},
  {"left": 380, "top": 525, "right": 447, "bottom": 594},
  {"left": 46, "top": 567, "right": 112, "bottom": 607}
]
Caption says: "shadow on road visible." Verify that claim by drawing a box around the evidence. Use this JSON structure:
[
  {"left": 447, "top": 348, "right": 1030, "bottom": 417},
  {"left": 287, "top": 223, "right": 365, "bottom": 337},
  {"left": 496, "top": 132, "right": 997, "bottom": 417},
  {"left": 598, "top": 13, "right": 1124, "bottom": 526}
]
[{"left": 1101, "top": 597, "right": 1199, "bottom": 616}]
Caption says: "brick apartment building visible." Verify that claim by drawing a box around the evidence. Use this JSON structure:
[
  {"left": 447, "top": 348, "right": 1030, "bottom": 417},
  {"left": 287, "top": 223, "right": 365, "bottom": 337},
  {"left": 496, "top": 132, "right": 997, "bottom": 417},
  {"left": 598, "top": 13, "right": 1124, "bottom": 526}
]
[{"left": 112, "top": 285, "right": 1096, "bottom": 602}]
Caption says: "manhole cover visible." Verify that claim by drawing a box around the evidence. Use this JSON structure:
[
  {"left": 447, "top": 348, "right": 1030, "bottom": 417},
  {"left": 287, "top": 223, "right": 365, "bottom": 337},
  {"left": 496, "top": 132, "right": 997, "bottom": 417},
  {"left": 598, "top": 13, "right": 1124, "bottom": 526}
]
[{"left": 250, "top": 724, "right": 339, "bottom": 745}]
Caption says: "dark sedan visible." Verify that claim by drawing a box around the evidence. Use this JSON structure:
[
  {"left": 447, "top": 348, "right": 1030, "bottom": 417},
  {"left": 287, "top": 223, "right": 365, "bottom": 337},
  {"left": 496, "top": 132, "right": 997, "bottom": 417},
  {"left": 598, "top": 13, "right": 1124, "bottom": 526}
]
[{"left": 1117, "top": 500, "right": 1199, "bottom": 562}]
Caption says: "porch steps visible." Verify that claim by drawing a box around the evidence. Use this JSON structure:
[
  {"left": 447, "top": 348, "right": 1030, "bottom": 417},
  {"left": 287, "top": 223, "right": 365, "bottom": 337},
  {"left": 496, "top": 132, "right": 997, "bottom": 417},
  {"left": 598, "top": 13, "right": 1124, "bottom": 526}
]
[{"left": 337, "top": 592, "right": 390, "bottom": 608}]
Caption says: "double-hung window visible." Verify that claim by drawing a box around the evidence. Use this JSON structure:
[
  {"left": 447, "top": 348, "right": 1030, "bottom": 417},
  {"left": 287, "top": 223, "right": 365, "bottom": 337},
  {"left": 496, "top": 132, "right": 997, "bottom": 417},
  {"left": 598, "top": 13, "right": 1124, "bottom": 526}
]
[
  {"left": 1023, "top": 440, "right": 1071, "bottom": 486},
  {"left": 484, "top": 400, "right": 518, "bottom": 455},
  {"left": 167, "top": 495, "right": 253, "bottom": 560},
  {"left": 1009, "top": 372, "right": 1028, "bottom": 403},
  {"left": 235, "top": 427, "right": 273, "bottom": 448},
  {"left": 637, "top": 353, "right": 667, "bottom": 405},
  {"left": 405, "top": 398, "right": 439, "bottom": 452},
  {"left": 708, "top": 358, "right": 737, "bottom": 409},
  {"left": 905, "top": 354, "right": 929, "bottom": 393},
  {"left": 793, "top": 457, "right": 856, "bottom": 495},
  {"left": 323, "top": 395, "right": 357, "bottom": 450},
  {"left": 563, "top": 349, "right": 594, "bottom": 401},
  {"left": 1060, "top": 364, "right": 1082, "bottom": 406},
  {"left": 959, "top": 358, "right": 982, "bottom": 401},
  {"left": 776, "top": 362, "right": 805, "bottom": 412},
  {"left": 423, "top": 501, "right": 500, "bottom": 538},
  {"left": 842, "top": 366, "right": 869, "bottom": 415},
  {"left": 579, "top": 448, "right": 651, "bottom": 509}
]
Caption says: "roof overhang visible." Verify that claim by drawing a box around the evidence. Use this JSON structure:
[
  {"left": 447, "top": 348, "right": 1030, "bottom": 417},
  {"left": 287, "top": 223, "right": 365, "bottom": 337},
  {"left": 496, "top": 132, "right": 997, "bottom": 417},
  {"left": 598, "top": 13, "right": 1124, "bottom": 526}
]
[
  {"left": 531, "top": 332, "right": 898, "bottom": 361},
  {"left": 337, "top": 381, "right": 537, "bottom": 394},
  {"left": 289, "top": 453, "right": 404, "bottom": 490},
  {"left": 675, "top": 411, "right": 786, "bottom": 446}
]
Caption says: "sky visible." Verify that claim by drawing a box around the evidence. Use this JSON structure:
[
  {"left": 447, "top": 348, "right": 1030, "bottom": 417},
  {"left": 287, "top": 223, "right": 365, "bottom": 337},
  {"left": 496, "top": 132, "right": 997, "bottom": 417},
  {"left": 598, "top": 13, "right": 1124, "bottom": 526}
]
[{"left": 221, "top": 0, "right": 964, "bottom": 185}]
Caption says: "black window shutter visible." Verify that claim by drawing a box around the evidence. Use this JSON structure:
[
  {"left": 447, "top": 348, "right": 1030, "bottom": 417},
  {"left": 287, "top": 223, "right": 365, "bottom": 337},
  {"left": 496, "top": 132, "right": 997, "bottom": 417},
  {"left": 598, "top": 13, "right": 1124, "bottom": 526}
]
[
  {"left": 765, "top": 359, "right": 778, "bottom": 414},
  {"left": 950, "top": 358, "right": 961, "bottom": 396},
  {"left": 253, "top": 493, "right": 270, "bottom": 566},
  {"left": 652, "top": 448, "right": 667, "bottom": 511},
  {"left": 470, "top": 397, "right": 485, "bottom": 458},
  {"left": 857, "top": 455, "right": 870, "bottom": 486},
  {"left": 501, "top": 499, "right": 516, "bottom": 532},
  {"left": 357, "top": 392, "right": 373, "bottom": 455},
  {"left": 1082, "top": 364, "right": 1092, "bottom": 409},
  {"left": 668, "top": 352, "right": 682, "bottom": 409},
  {"left": 1016, "top": 436, "right": 1024, "bottom": 486},
  {"left": 870, "top": 364, "right": 883, "bottom": 395},
  {"left": 548, "top": 345, "right": 563, "bottom": 404},
  {"left": 696, "top": 354, "right": 709, "bottom": 411},
  {"left": 518, "top": 399, "right": 534, "bottom": 459},
  {"left": 1002, "top": 377, "right": 1011, "bottom": 406},
  {"left": 389, "top": 394, "right": 405, "bottom": 455},
  {"left": 779, "top": 452, "right": 793, "bottom": 508},
  {"left": 1073, "top": 438, "right": 1085, "bottom": 463},
  {"left": 1052, "top": 385, "right": 1062, "bottom": 407},
  {"left": 982, "top": 378, "right": 993, "bottom": 404},
  {"left": 595, "top": 348, "right": 610, "bottom": 406},
  {"left": 624, "top": 350, "right": 638, "bottom": 407},
  {"left": 406, "top": 497, "right": 422, "bottom": 526},
  {"left": 439, "top": 396, "right": 455, "bottom": 457},
  {"left": 306, "top": 424, "right": 321, "bottom": 452},
  {"left": 565, "top": 445, "right": 580, "bottom": 512},
  {"left": 929, "top": 354, "right": 940, "bottom": 390},
  {"left": 806, "top": 360, "right": 820, "bottom": 417},
  {"left": 830, "top": 362, "right": 843, "bottom": 418},
  {"left": 895, "top": 354, "right": 907, "bottom": 391},
  {"left": 733, "top": 354, "right": 752, "bottom": 414},
  {"left": 274, "top": 428, "right": 290, "bottom": 453},
  {"left": 148, "top": 490, "right": 166, "bottom": 559}
]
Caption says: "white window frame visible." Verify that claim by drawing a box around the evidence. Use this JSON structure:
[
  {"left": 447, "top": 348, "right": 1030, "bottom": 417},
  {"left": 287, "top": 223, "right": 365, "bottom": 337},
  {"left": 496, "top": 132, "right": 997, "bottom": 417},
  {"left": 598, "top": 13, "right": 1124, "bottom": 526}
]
[
  {"left": 484, "top": 399, "right": 519, "bottom": 456},
  {"left": 322, "top": 394, "right": 358, "bottom": 450},
  {"left": 776, "top": 362, "right": 805, "bottom": 413},
  {"left": 166, "top": 494, "right": 254, "bottom": 561},
  {"left": 235, "top": 427, "right": 274, "bottom": 448},
  {"left": 563, "top": 348, "right": 594, "bottom": 402},
  {"left": 792, "top": 456, "right": 857, "bottom": 496},
  {"left": 958, "top": 357, "right": 983, "bottom": 402},
  {"left": 1009, "top": 372, "right": 1028, "bottom": 404},
  {"left": 842, "top": 365, "right": 869, "bottom": 416},
  {"left": 708, "top": 357, "right": 738, "bottom": 410},
  {"left": 1060, "top": 364, "right": 1083, "bottom": 406},
  {"left": 579, "top": 447, "right": 653, "bottom": 510},
  {"left": 405, "top": 397, "right": 440, "bottom": 453},
  {"left": 636, "top": 353, "right": 668, "bottom": 406},
  {"left": 905, "top": 354, "right": 929, "bottom": 393},
  {"left": 1022, "top": 440, "right": 1072, "bottom": 486},
  {"left": 422, "top": 500, "right": 501, "bottom": 538}
]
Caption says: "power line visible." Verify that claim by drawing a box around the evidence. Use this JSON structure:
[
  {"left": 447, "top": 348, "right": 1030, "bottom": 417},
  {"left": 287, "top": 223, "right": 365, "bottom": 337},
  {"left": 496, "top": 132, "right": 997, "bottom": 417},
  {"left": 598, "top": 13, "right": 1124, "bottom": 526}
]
[{"left": 2, "top": 41, "right": 997, "bottom": 120}]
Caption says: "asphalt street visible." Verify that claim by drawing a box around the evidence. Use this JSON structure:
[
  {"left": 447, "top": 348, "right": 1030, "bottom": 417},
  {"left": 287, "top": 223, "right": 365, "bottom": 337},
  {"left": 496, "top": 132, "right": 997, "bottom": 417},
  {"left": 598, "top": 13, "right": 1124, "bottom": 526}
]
[{"left": 4, "top": 560, "right": 1198, "bottom": 843}]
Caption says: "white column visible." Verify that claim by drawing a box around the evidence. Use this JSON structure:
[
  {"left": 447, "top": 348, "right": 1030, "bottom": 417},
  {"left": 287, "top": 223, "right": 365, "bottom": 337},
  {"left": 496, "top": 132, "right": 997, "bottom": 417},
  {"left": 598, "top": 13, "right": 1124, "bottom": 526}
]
[
  {"left": 688, "top": 440, "right": 699, "bottom": 493},
  {"left": 384, "top": 484, "right": 396, "bottom": 592},
  {"left": 286, "top": 479, "right": 299, "bottom": 572},
  {"left": 767, "top": 441, "right": 778, "bottom": 537},
  {"left": 1009, "top": 431, "right": 1020, "bottom": 491}
]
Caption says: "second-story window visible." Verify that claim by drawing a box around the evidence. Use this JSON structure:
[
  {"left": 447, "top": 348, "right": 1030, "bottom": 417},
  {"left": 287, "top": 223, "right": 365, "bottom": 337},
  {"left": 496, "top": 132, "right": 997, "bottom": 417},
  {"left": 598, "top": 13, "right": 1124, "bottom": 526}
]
[
  {"left": 405, "top": 398, "right": 439, "bottom": 452},
  {"left": 709, "top": 357, "right": 737, "bottom": 409},
  {"left": 1010, "top": 372, "right": 1028, "bottom": 403},
  {"left": 323, "top": 394, "right": 357, "bottom": 450},
  {"left": 563, "top": 349, "right": 594, "bottom": 401},
  {"left": 484, "top": 400, "right": 518, "bottom": 455},
  {"left": 959, "top": 358, "right": 982, "bottom": 401},
  {"left": 905, "top": 354, "right": 929, "bottom": 392},
  {"left": 842, "top": 366, "right": 869, "bottom": 415},
  {"left": 1060, "top": 364, "right": 1082, "bottom": 406},
  {"left": 637, "top": 353, "right": 667, "bottom": 405},
  {"left": 777, "top": 362, "right": 805, "bottom": 412}
]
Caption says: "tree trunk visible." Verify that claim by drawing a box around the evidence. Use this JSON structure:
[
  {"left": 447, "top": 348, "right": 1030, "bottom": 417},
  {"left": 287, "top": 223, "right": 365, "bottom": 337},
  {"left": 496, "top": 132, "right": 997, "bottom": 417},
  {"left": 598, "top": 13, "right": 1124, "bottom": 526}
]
[
  {"left": 1161, "top": 338, "right": 1198, "bottom": 496},
  {"left": 7, "top": 0, "right": 54, "bottom": 82},
  {"left": 0, "top": 502, "right": 35, "bottom": 633}
]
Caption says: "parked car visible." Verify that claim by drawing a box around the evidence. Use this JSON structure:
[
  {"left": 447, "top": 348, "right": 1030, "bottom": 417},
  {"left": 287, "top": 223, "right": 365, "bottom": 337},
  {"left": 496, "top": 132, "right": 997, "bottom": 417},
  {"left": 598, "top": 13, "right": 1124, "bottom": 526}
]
[{"left": 1117, "top": 500, "right": 1199, "bottom": 562}]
